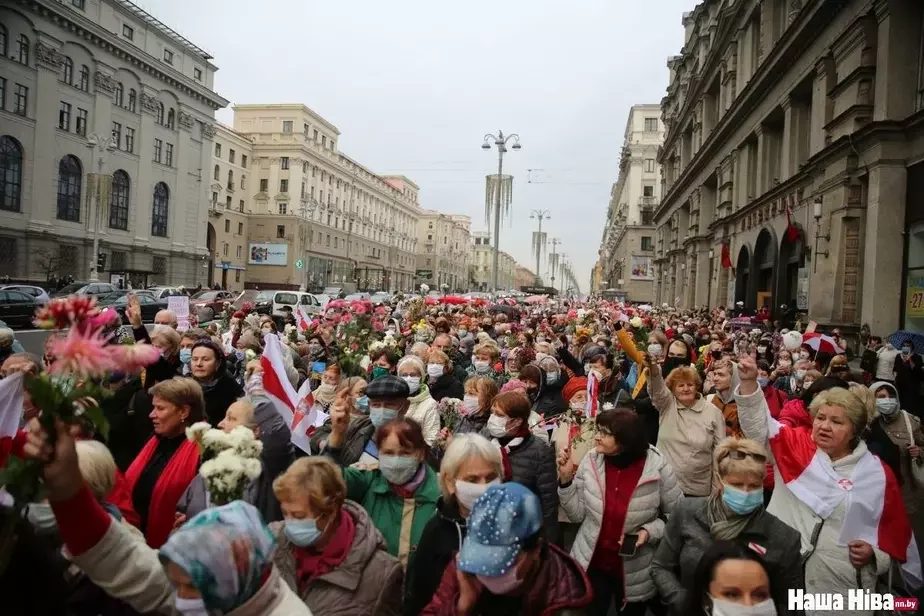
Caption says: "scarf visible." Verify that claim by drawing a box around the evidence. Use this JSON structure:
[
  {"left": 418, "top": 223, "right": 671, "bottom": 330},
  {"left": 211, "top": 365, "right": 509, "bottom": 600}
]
[
  {"left": 125, "top": 436, "right": 200, "bottom": 548},
  {"left": 312, "top": 383, "right": 337, "bottom": 406},
  {"left": 293, "top": 508, "right": 355, "bottom": 586},
  {"left": 494, "top": 432, "right": 528, "bottom": 481},
  {"left": 390, "top": 463, "right": 427, "bottom": 499},
  {"left": 707, "top": 493, "right": 760, "bottom": 540}
]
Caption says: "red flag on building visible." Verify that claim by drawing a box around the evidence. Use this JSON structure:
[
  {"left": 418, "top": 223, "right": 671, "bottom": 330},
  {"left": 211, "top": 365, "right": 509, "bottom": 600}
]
[
  {"left": 721, "top": 242, "right": 733, "bottom": 269},
  {"left": 785, "top": 204, "right": 801, "bottom": 243}
]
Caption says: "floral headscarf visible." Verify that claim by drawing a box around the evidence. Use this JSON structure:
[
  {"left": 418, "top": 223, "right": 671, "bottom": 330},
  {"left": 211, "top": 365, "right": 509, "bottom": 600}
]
[{"left": 160, "top": 501, "right": 276, "bottom": 614}]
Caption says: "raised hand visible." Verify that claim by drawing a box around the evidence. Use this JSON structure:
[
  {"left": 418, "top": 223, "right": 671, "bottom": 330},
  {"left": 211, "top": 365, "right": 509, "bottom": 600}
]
[{"left": 557, "top": 446, "right": 575, "bottom": 484}]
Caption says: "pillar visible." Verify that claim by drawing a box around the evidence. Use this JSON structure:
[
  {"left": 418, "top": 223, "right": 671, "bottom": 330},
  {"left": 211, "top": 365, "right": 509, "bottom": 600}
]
[
  {"left": 780, "top": 97, "right": 793, "bottom": 181},
  {"left": 810, "top": 57, "right": 833, "bottom": 157},
  {"left": 135, "top": 87, "right": 160, "bottom": 244},
  {"left": 873, "top": 0, "right": 921, "bottom": 122},
  {"left": 754, "top": 125, "right": 766, "bottom": 198},
  {"left": 29, "top": 40, "right": 66, "bottom": 229},
  {"left": 861, "top": 164, "right": 907, "bottom": 333}
]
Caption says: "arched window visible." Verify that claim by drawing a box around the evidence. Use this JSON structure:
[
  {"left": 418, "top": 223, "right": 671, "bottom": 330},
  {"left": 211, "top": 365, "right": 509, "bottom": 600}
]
[
  {"left": 16, "top": 34, "right": 29, "bottom": 65},
  {"left": 0, "top": 25, "right": 7, "bottom": 57},
  {"left": 0, "top": 136, "right": 23, "bottom": 212},
  {"left": 109, "top": 170, "right": 130, "bottom": 230},
  {"left": 78, "top": 65, "right": 90, "bottom": 91},
  {"left": 213, "top": 164, "right": 220, "bottom": 180},
  {"left": 151, "top": 182, "right": 169, "bottom": 237},
  {"left": 166, "top": 108, "right": 175, "bottom": 129},
  {"left": 114, "top": 83, "right": 124, "bottom": 107},
  {"left": 155, "top": 103, "right": 164, "bottom": 125},
  {"left": 227, "top": 170, "right": 233, "bottom": 189},
  {"left": 56, "top": 155, "right": 82, "bottom": 222},
  {"left": 128, "top": 88, "right": 136, "bottom": 112},
  {"left": 61, "top": 57, "right": 73, "bottom": 84}
]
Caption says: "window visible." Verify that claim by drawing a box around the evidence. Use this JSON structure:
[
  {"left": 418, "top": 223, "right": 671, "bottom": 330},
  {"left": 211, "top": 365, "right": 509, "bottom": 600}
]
[
  {"left": 643, "top": 185, "right": 654, "bottom": 197},
  {"left": 71, "top": 0, "right": 85, "bottom": 9},
  {"left": 127, "top": 89, "right": 136, "bottom": 112},
  {"left": 282, "top": 121, "right": 293, "bottom": 133},
  {"left": 13, "top": 85, "right": 27, "bottom": 116},
  {"left": 0, "top": 78, "right": 4, "bottom": 109},
  {"left": 321, "top": 136, "right": 327, "bottom": 148},
  {"left": 124, "top": 127, "right": 134, "bottom": 152},
  {"left": 0, "top": 137, "right": 23, "bottom": 212},
  {"left": 241, "top": 155, "right": 247, "bottom": 167},
  {"left": 213, "top": 164, "right": 220, "bottom": 181},
  {"left": 114, "top": 83, "right": 124, "bottom": 107},
  {"left": 281, "top": 157, "right": 290, "bottom": 170},
  {"left": 76, "top": 109, "right": 87, "bottom": 136},
  {"left": 222, "top": 243, "right": 228, "bottom": 257},
  {"left": 229, "top": 149, "right": 235, "bottom": 164},
  {"left": 211, "top": 192, "right": 217, "bottom": 204},
  {"left": 644, "top": 159, "right": 655, "bottom": 173},
  {"left": 193, "top": 67, "right": 202, "bottom": 81},
  {"left": 641, "top": 210, "right": 654, "bottom": 225},
  {"left": 153, "top": 139, "right": 163, "bottom": 163},
  {"left": 109, "top": 170, "right": 130, "bottom": 230},
  {"left": 237, "top": 222, "right": 243, "bottom": 234},
  {"left": 215, "top": 143, "right": 221, "bottom": 157},
  {"left": 224, "top": 219, "right": 230, "bottom": 233},
  {"left": 641, "top": 236, "right": 653, "bottom": 251},
  {"left": 122, "top": 24, "right": 134, "bottom": 40},
  {"left": 155, "top": 103, "right": 164, "bottom": 125},
  {"left": 151, "top": 183, "right": 169, "bottom": 236},
  {"left": 59, "top": 102, "right": 72, "bottom": 131},
  {"left": 56, "top": 156, "right": 82, "bottom": 222},
  {"left": 276, "top": 225, "right": 285, "bottom": 238},
  {"left": 259, "top": 179, "right": 268, "bottom": 192},
  {"left": 303, "top": 123, "right": 309, "bottom": 137},
  {"left": 61, "top": 57, "right": 73, "bottom": 85},
  {"left": 166, "top": 108, "right": 175, "bottom": 129},
  {"left": 78, "top": 65, "right": 89, "bottom": 91},
  {"left": 236, "top": 246, "right": 242, "bottom": 259},
  {"left": 0, "top": 25, "right": 6, "bottom": 57},
  {"left": 326, "top": 235, "right": 330, "bottom": 247},
  {"left": 278, "top": 202, "right": 288, "bottom": 215},
  {"left": 152, "top": 256, "right": 166, "bottom": 275},
  {"left": 111, "top": 121, "right": 121, "bottom": 146},
  {"left": 644, "top": 118, "right": 659, "bottom": 132},
  {"left": 163, "top": 49, "right": 174, "bottom": 64},
  {"left": 238, "top": 200, "right": 244, "bottom": 212},
  {"left": 227, "top": 170, "right": 234, "bottom": 190},
  {"left": 16, "top": 35, "right": 29, "bottom": 65},
  {"left": 279, "top": 179, "right": 288, "bottom": 193},
  {"left": 313, "top": 129, "right": 319, "bottom": 141},
  {"left": 240, "top": 175, "right": 246, "bottom": 189},
  {"left": 225, "top": 196, "right": 231, "bottom": 209},
  {"left": 165, "top": 143, "right": 173, "bottom": 167}
]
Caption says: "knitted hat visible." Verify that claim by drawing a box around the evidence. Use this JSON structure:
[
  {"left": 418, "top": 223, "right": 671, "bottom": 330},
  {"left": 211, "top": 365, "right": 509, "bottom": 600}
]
[{"left": 562, "top": 376, "right": 587, "bottom": 402}]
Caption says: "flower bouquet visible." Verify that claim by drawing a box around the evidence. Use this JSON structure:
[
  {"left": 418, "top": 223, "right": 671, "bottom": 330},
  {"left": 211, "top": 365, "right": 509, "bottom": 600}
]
[
  {"left": 324, "top": 300, "right": 379, "bottom": 377},
  {"left": 186, "top": 422, "right": 263, "bottom": 506},
  {"left": 438, "top": 397, "right": 463, "bottom": 433}
]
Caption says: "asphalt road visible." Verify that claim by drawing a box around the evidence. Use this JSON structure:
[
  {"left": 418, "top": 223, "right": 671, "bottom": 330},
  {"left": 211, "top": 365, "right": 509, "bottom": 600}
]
[{"left": 13, "top": 324, "right": 155, "bottom": 358}]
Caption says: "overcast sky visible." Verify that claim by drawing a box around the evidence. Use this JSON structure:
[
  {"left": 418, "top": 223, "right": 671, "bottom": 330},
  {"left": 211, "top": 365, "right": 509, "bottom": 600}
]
[{"left": 147, "top": 0, "right": 699, "bottom": 291}]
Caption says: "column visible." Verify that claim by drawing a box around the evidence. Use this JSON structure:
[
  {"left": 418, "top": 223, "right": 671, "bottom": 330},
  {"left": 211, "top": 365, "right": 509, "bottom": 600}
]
[
  {"left": 873, "top": 0, "right": 920, "bottom": 122},
  {"left": 780, "top": 96, "right": 793, "bottom": 181},
  {"left": 134, "top": 87, "right": 160, "bottom": 244},
  {"left": 810, "top": 58, "right": 832, "bottom": 157},
  {"left": 194, "top": 116, "right": 213, "bottom": 259},
  {"left": 694, "top": 242, "right": 712, "bottom": 307},
  {"left": 754, "top": 125, "right": 766, "bottom": 199},
  {"left": 29, "top": 41, "right": 66, "bottom": 229},
  {"left": 170, "top": 117, "right": 192, "bottom": 247},
  {"left": 861, "top": 164, "right": 907, "bottom": 333}
]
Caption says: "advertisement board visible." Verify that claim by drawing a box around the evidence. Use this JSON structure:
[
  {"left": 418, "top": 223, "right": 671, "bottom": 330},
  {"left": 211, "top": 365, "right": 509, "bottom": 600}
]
[
  {"left": 630, "top": 255, "right": 654, "bottom": 280},
  {"left": 248, "top": 243, "right": 288, "bottom": 266},
  {"left": 907, "top": 272, "right": 924, "bottom": 318}
]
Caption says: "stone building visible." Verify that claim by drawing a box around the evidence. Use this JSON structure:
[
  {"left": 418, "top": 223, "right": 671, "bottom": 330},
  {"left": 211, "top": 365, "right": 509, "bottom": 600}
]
[
  {"left": 654, "top": 0, "right": 924, "bottom": 336},
  {"left": 470, "top": 230, "right": 515, "bottom": 291},
  {"left": 514, "top": 264, "right": 537, "bottom": 289},
  {"left": 0, "top": 0, "right": 227, "bottom": 286},
  {"left": 415, "top": 211, "right": 471, "bottom": 291},
  {"left": 597, "top": 104, "right": 663, "bottom": 303},
  {"left": 207, "top": 123, "right": 252, "bottom": 291}
]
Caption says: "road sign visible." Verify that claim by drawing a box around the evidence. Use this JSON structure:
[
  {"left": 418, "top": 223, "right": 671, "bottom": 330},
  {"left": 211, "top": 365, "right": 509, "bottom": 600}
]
[{"left": 295, "top": 259, "right": 304, "bottom": 269}]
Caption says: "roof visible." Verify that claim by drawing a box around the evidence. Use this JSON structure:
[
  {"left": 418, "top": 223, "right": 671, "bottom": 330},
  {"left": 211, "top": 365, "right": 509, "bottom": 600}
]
[{"left": 113, "top": 0, "right": 213, "bottom": 60}]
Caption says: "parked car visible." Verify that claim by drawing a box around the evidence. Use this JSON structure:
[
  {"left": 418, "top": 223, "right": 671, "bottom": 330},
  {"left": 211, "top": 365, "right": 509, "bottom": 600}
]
[
  {"left": 189, "top": 289, "right": 236, "bottom": 321},
  {"left": 0, "top": 289, "right": 38, "bottom": 328},
  {"left": 1, "top": 285, "right": 50, "bottom": 305},
  {"left": 369, "top": 292, "right": 392, "bottom": 306},
  {"left": 344, "top": 292, "right": 371, "bottom": 302},
  {"left": 253, "top": 290, "right": 321, "bottom": 317},
  {"left": 52, "top": 282, "right": 117, "bottom": 298},
  {"left": 97, "top": 292, "right": 165, "bottom": 324},
  {"left": 146, "top": 286, "right": 186, "bottom": 300}
]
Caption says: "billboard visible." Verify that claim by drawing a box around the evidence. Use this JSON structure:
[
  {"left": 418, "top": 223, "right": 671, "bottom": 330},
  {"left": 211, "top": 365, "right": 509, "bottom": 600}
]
[
  {"left": 630, "top": 255, "right": 654, "bottom": 280},
  {"left": 248, "top": 243, "right": 288, "bottom": 266}
]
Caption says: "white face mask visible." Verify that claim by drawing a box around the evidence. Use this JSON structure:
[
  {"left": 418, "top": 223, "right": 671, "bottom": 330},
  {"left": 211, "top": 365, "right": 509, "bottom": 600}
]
[
  {"left": 402, "top": 375, "right": 421, "bottom": 394},
  {"left": 454, "top": 478, "right": 500, "bottom": 511},
  {"left": 486, "top": 414, "right": 509, "bottom": 438},
  {"left": 427, "top": 363, "right": 444, "bottom": 379},
  {"left": 317, "top": 382, "right": 336, "bottom": 395},
  {"left": 174, "top": 596, "right": 209, "bottom": 616},
  {"left": 569, "top": 400, "right": 584, "bottom": 411},
  {"left": 153, "top": 323, "right": 171, "bottom": 332},
  {"left": 710, "top": 597, "right": 777, "bottom": 616}
]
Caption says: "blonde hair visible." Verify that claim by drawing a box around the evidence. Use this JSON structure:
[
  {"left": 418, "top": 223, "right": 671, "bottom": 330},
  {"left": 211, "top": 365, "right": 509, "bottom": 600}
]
[
  {"left": 76, "top": 440, "right": 117, "bottom": 501},
  {"left": 472, "top": 342, "right": 500, "bottom": 362},
  {"left": 665, "top": 365, "right": 702, "bottom": 391},
  {"left": 438, "top": 434, "right": 503, "bottom": 499},
  {"left": 714, "top": 438, "right": 767, "bottom": 484},
  {"left": 273, "top": 457, "right": 346, "bottom": 517},
  {"left": 808, "top": 387, "right": 870, "bottom": 436},
  {"left": 464, "top": 375, "right": 498, "bottom": 412},
  {"left": 149, "top": 377, "right": 205, "bottom": 423},
  {"left": 711, "top": 358, "right": 734, "bottom": 374},
  {"left": 150, "top": 327, "right": 181, "bottom": 352},
  {"left": 429, "top": 349, "right": 452, "bottom": 371}
]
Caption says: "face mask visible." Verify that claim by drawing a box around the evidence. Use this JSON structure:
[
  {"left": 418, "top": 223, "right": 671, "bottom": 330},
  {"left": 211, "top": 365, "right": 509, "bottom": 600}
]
[
  {"left": 777, "top": 360, "right": 791, "bottom": 368},
  {"left": 403, "top": 375, "right": 421, "bottom": 394},
  {"left": 355, "top": 395, "right": 369, "bottom": 413},
  {"left": 174, "top": 596, "right": 209, "bottom": 616},
  {"left": 284, "top": 517, "right": 323, "bottom": 547},
  {"left": 875, "top": 398, "right": 899, "bottom": 416},
  {"left": 473, "top": 359, "right": 490, "bottom": 373},
  {"left": 902, "top": 347, "right": 912, "bottom": 356},
  {"left": 647, "top": 343, "right": 663, "bottom": 357},
  {"left": 317, "top": 383, "right": 336, "bottom": 396},
  {"left": 710, "top": 597, "right": 778, "bottom": 616},
  {"left": 379, "top": 454, "right": 420, "bottom": 485},
  {"left": 26, "top": 503, "right": 57, "bottom": 533},
  {"left": 757, "top": 377, "right": 769, "bottom": 388},
  {"left": 386, "top": 328, "right": 397, "bottom": 335},
  {"left": 369, "top": 405, "right": 398, "bottom": 427},
  {"left": 569, "top": 400, "right": 584, "bottom": 412},
  {"left": 722, "top": 484, "right": 764, "bottom": 515},
  {"left": 179, "top": 349, "right": 192, "bottom": 365},
  {"left": 477, "top": 564, "right": 525, "bottom": 595},
  {"left": 427, "top": 363, "right": 444, "bottom": 379},
  {"left": 757, "top": 346, "right": 767, "bottom": 354},
  {"left": 461, "top": 395, "right": 480, "bottom": 416},
  {"left": 506, "top": 370, "right": 519, "bottom": 379},
  {"left": 545, "top": 371, "right": 558, "bottom": 385},
  {"left": 487, "top": 414, "right": 509, "bottom": 438},
  {"left": 455, "top": 478, "right": 501, "bottom": 511},
  {"left": 795, "top": 369, "right": 806, "bottom": 380},
  {"left": 458, "top": 329, "right": 468, "bottom": 337},
  {"left": 371, "top": 366, "right": 390, "bottom": 379},
  {"left": 262, "top": 328, "right": 273, "bottom": 335},
  {"left": 153, "top": 323, "right": 171, "bottom": 332}
]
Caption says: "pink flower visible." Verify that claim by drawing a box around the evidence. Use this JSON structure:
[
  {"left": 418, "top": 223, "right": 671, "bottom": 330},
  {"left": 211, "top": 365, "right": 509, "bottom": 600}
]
[
  {"left": 49, "top": 328, "right": 115, "bottom": 378},
  {"left": 109, "top": 343, "right": 161, "bottom": 374},
  {"left": 374, "top": 306, "right": 389, "bottom": 315},
  {"left": 372, "top": 320, "right": 385, "bottom": 331},
  {"left": 34, "top": 296, "right": 100, "bottom": 330},
  {"left": 341, "top": 314, "right": 353, "bottom": 324},
  {"left": 351, "top": 301, "right": 368, "bottom": 315},
  {"left": 83, "top": 307, "right": 120, "bottom": 333}
]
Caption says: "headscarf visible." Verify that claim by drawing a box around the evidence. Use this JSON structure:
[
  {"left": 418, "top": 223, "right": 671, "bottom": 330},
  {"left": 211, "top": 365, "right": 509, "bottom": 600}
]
[{"left": 160, "top": 501, "right": 276, "bottom": 615}]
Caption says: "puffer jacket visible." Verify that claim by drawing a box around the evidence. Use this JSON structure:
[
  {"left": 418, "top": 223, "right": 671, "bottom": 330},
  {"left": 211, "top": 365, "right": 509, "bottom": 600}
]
[
  {"left": 406, "top": 385, "right": 440, "bottom": 446},
  {"left": 405, "top": 497, "right": 466, "bottom": 616},
  {"left": 273, "top": 501, "right": 403, "bottom": 615},
  {"left": 492, "top": 433, "right": 560, "bottom": 543},
  {"left": 559, "top": 447, "right": 683, "bottom": 603}
]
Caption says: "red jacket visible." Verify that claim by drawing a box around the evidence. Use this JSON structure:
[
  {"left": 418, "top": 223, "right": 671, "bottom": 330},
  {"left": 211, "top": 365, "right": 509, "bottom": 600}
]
[
  {"left": 761, "top": 386, "right": 789, "bottom": 490},
  {"left": 778, "top": 398, "right": 812, "bottom": 430},
  {"left": 422, "top": 543, "right": 593, "bottom": 616}
]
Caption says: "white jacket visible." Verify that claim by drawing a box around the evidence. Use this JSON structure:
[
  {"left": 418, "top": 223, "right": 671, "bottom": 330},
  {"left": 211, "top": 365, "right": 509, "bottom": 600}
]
[
  {"left": 406, "top": 385, "right": 440, "bottom": 446},
  {"left": 735, "top": 385, "right": 891, "bottom": 615},
  {"left": 876, "top": 345, "right": 900, "bottom": 381},
  {"left": 559, "top": 447, "right": 683, "bottom": 603}
]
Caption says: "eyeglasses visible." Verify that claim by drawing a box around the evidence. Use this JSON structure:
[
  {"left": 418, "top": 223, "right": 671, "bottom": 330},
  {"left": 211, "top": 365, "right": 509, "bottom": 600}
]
[{"left": 725, "top": 450, "right": 767, "bottom": 463}]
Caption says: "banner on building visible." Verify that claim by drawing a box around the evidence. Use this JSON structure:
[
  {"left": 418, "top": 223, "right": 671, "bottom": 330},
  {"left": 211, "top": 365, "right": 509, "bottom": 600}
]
[
  {"left": 248, "top": 243, "right": 288, "bottom": 266},
  {"left": 630, "top": 255, "right": 654, "bottom": 280},
  {"left": 907, "top": 272, "right": 924, "bottom": 318},
  {"left": 797, "top": 267, "right": 809, "bottom": 311}
]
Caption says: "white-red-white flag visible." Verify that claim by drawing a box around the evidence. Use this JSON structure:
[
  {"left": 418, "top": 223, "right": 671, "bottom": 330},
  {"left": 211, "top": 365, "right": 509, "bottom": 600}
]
[
  {"left": 585, "top": 372, "right": 599, "bottom": 418},
  {"left": 296, "top": 306, "right": 313, "bottom": 331},
  {"left": 0, "top": 372, "right": 24, "bottom": 469}
]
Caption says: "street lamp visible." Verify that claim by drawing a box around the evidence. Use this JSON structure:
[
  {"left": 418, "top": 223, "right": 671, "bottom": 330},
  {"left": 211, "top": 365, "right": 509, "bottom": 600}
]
[
  {"left": 85, "top": 133, "right": 117, "bottom": 282},
  {"left": 482, "top": 130, "right": 521, "bottom": 292},
  {"left": 530, "top": 209, "right": 550, "bottom": 285}
]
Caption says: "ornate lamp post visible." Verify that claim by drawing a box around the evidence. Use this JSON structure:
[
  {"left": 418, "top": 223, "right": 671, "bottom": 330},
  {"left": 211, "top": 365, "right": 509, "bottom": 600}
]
[
  {"left": 481, "top": 130, "right": 521, "bottom": 292},
  {"left": 85, "top": 133, "right": 117, "bottom": 282}
]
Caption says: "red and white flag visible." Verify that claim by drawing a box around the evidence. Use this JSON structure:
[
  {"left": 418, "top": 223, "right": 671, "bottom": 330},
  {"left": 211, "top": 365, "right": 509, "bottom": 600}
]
[
  {"left": 296, "top": 306, "right": 313, "bottom": 332},
  {"left": 0, "top": 372, "right": 24, "bottom": 470},
  {"left": 765, "top": 410, "right": 922, "bottom": 585},
  {"left": 585, "top": 372, "right": 599, "bottom": 418},
  {"left": 260, "top": 334, "right": 328, "bottom": 454}
]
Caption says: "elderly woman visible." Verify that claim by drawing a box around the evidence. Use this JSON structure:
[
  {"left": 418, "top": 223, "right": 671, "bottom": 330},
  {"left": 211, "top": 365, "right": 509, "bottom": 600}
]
[
  {"left": 551, "top": 376, "right": 596, "bottom": 473},
  {"left": 189, "top": 339, "right": 244, "bottom": 426},
  {"left": 397, "top": 355, "right": 441, "bottom": 446},
  {"left": 647, "top": 356, "right": 725, "bottom": 497},
  {"left": 454, "top": 375, "right": 498, "bottom": 435},
  {"left": 310, "top": 389, "right": 376, "bottom": 466},
  {"left": 651, "top": 438, "right": 802, "bottom": 614},
  {"left": 427, "top": 349, "right": 464, "bottom": 402},
  {"left": 406, "top": 434, "right": 503, "bottom": 615},
  {"left": 149, "top": 326, "right": 182, "bottom": 375},
  {"left": 270, "top": 457, "right": 403, "bottom": 614},
  {"left": 310, "top": 362, "right": 341, "bottom": 414},
  {"left": 558, "top": 408, "right": 682, "bottom": 616},
  {"left": 466, "top": 341, "right": 501, "bottom": 381},
  {"left": 735, "top": 356, "right": 917, "bottom": 615}
]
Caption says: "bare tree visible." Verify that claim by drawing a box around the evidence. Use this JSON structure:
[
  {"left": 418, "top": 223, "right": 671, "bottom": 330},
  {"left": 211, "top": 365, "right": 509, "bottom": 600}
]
[{"left": 34, "top": 248, "right": 60, "bottom": 281}]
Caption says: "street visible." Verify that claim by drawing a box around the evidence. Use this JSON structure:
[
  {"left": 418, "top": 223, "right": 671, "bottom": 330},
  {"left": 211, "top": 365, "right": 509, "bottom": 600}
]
[{"left": 12, "top": 325, "right": 154, "bottom": 358}]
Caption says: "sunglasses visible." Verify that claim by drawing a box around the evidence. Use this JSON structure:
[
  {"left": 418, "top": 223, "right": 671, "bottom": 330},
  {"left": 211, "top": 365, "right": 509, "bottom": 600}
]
[{"left": 725, "top": 450, "right": 767, "bottom": 463}]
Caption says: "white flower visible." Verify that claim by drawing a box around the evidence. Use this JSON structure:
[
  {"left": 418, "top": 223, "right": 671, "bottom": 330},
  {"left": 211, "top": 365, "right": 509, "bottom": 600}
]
[
  {"left": 630, "top": 316, "right": 643, "bottom": 328},
  {"left": 420, "top": 284, "right": 430, "bottom": 294},
  {"left": 185, "top": 421, "right": 212, "bottom": 443}
]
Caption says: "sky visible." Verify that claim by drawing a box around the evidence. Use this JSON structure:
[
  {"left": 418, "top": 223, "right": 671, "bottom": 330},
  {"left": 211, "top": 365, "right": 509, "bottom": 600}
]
[{"left": 146, "top": 0, "right": 700, "bottom": 291}]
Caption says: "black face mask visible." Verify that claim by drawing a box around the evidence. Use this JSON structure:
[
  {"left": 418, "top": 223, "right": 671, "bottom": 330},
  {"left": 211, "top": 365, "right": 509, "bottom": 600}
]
[{"left": 662, "top": 356, "right": 687, "bottom": 377}]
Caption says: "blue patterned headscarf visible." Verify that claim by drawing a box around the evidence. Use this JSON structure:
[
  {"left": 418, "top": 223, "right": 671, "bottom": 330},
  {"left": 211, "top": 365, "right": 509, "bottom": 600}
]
[{"left": 160, "top": 501, "right": 276, "bottom": 614}]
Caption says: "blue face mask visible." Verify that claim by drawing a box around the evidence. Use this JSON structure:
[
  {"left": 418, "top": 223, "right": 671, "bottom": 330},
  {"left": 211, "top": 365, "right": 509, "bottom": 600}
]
[
  {"left": 284, "top": 517, "right": 323, "bottom": 547},
  {"left": 356, "top": 395, "right": 369, "bottom": 413},
  {"left": 179, "top": 348, "right": 192, "bottom": 365},
  {"left": 379, "top": 454, "right": 420, "bottom": 485},
  {"left": 875, "top": 398, "right": 899, "bottom": 416},
  {"left": 722, "top": 484, "right": 763, "bottom": 515},
  {"left": 757, "top": 376, "right": 769, "bottom": 388},
  {"left": 369, "top": 405, "right": 398, "bottom": 428}
]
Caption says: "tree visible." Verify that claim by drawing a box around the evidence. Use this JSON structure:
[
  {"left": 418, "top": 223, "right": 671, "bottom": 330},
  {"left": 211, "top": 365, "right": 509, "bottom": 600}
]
[{"left": 34, "top": 248, "right": 60, "bottom": 281}]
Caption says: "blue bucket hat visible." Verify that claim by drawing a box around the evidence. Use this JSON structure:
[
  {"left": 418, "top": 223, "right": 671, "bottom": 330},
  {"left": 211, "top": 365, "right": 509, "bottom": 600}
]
[{"left": 457, "top": 482, "right": 542, "bottom": 577}]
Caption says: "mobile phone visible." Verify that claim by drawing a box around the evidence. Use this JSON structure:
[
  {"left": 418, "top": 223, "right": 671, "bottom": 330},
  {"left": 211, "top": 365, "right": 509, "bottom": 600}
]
[{"left": 619, "top": 533, "right": 639, "bottom": 556}]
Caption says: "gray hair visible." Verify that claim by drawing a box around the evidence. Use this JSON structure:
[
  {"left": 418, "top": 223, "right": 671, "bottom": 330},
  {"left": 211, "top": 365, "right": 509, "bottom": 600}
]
[
  {"left": 438, "top": 433, "right": 503, "bottom": 499},
  {"left": 0, "top": 328, "right": 14, "bottom": 349},
  {"left": 76, "top": 440, "right": 118, "bottom": 502},
  {"left": 409, "top": 342, "right": 430, "bottom": 360},
  {"left": 397, "top": 354, "right": 425, "bottom": 377}
]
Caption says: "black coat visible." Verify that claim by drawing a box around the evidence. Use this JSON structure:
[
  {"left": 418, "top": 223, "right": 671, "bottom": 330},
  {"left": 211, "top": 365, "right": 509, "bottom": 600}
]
[
  {"left": 201, "top": 374, "right": 245, "bottom": 426},
  {"left": 494, "top": 433, "right": 560, "bottom": 544},
  {"left": 429, "top": 374, "right": 464, "bottom": 402},
  {"left": 405, "top": 497, "right": 466, "bottom": 616},
  {"left": 532, "top": 377, "right": 567, "bottom": 419}
]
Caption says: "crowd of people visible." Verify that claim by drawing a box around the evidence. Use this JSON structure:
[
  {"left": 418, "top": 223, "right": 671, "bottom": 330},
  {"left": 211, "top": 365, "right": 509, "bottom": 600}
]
[{"left": 1, "top": 291, "right": 923, "bottom": 616}]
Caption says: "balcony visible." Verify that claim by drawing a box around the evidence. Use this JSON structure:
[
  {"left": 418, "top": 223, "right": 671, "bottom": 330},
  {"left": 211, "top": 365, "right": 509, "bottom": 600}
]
[
  {"left": 208, "top": 201, "right": 223, "bottom": 218},
  {"left": 638, "top": 196, "right": 658, "bottom": 209}
]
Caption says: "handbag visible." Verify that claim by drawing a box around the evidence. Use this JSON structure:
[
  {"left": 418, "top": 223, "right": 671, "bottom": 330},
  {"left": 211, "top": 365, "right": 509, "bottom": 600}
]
[
  {"left": 858, "top": 561, "right": 918, "bottom": 616},
  {"left": 899, "top": 411, "right": 924, "bottom": 489}
]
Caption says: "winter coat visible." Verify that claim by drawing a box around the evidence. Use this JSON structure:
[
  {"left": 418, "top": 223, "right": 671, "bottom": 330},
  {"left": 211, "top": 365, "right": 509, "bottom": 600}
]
[
  {"left": 429, "top": 374, "right": 464, "bottom": 402},
  {"left": 647, "top": 364, "right": 725, "bottom": 496},
  {"left": 559, "top": 447, "right": 683, "bottom": 603},
  {"left": 272, "top": 501, "right": 403, "bottom": 615},
  {"left": 405, "top": 497, "right": 466, "bottom": 616},
  {"left": 201, "top": 374, "right": 245, "bottom": 426},
  {"left": 650, "top": 497, "right": 803, "bottom": 614},
  {"left": 250, "top": 395, "right": 292, "bottom": 522},
  {"left": 422, "top": 542, "right": 592, "bottom": 616},
  {"left": 406, "top": 385, "right": 441, "bottom": 446},
  {"left": 532, "top": 374, "right": 567, "bottom": 419},
  {"left": 310, "top": 414, "right": 376, "bottom": 466},
  {"left": 494, "top": 433, "right": 560, "bottom": 543},
  {"left": 777, "top": 398, "right": 812, "bottom": 430},
  {"left": 454, "top": 410, "right": 489, "bottom": 436}
]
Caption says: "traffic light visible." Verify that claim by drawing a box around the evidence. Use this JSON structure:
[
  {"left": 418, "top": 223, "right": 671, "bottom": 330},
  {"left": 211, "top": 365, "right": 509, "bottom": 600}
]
[{"left": 96, "top": 252, "right": 106, "bottom": 272}]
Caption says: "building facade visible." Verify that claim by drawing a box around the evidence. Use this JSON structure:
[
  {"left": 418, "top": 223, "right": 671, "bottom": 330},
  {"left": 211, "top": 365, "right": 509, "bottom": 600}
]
[
  {"left": 514, "top": 264, "right": 536, "bottom": 289},
  {"left": 0, "top": 0, "right": 227, "bottom": 287},
  {"left": 653, "top": 0, "right": 924, "bottom": 336},
  {"left": 207, "top": 124, "right": 252, "bottom": 291},
  {"left": 415, "top": 211, "right": 471, "bottom": 291},
  {"left": 597, "top": 104, "right": 663, "bottom": 303},
  {"left": 228, "top": 104, "right": 419, "bottom": 293},
  {"left": 470, "top": 230, "right": 515, "bottom": 290}
]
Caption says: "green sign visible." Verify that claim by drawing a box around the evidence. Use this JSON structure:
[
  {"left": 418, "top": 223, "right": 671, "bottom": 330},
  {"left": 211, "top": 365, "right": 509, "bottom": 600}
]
[
  {"left": 416, "top": 269, "right": 433, "bottom": 279},
  {"left": 295, "top": 259, "right": 304, "bottom": 269}
]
